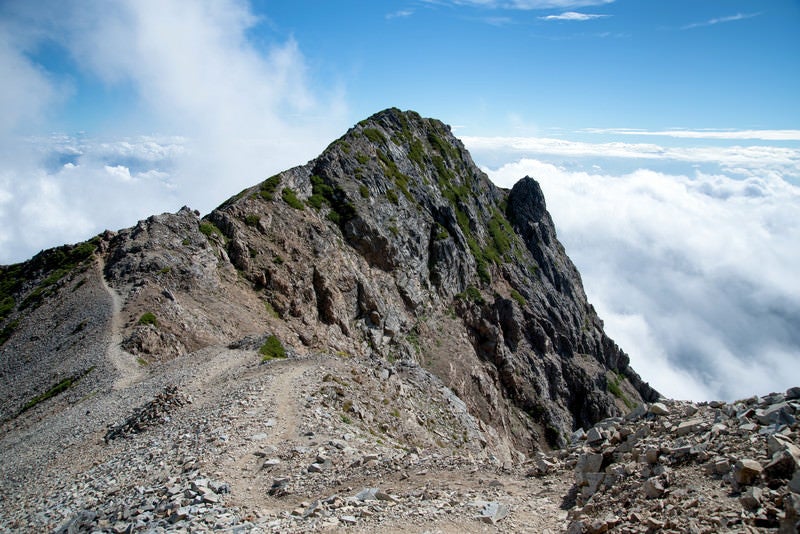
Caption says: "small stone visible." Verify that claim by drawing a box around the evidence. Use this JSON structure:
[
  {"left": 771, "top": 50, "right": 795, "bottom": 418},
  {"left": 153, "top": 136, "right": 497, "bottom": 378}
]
[
  {"left": 586, "top": 427, "right": 604, "bottom": 444},
  {"left": 645, "top": 447, "right": 660, "bottom": 465},
  {"left": 644, "top": 477, "right": 665, "bottom": 498},
  {"left": 740, "top": 487, "right": 762, "bottom": 510},
  {"left": 786, "top": 386, "right": 800, "bottom": 400},
  {"left": 768, "top": 434, "right": 796, "bottom": 455},
  {"left": 340, "top": 515, "right": 357, "bottom": 525},
  {"left": 375, "top": 490, "right": 398, "bottom": 502},
  {"left": 585, "top": 519, "right": 609, "bottom": 534},
  {"left": 355, "top": 488, "right": 379, "bottom": 501},
  {"left": 625, "top": 403, "right": 647, "bottom": 421},
  {"left": 172, "top": 507, "right": 190, "bottom": 522},
  {"left": 251, "top": 433, "right": 269, "bottom": 441},
  {"left": 789, "top": 471, "right": 800, "bottom": 493},
  {"left": 308, "top": 463, "right": 325, "bottom": 473},
  {"left": 209, "top": 481, "right": 230, "bottom": 494},
  {"left": 580, "top": 473, "right": 606, "bottom": 500},
  {"left": 649, "top": 402, "right": 670, "bottom": 416},
  {"left": 714, "top": 458, "right": 731, "bottom": 475},
  {"left": 567, "top": 520, "right": 587, "bottom": 534},
  {"left": 676, "top": 418, "right": 704, "bottom": 436},
  {"left": 476, "top": 501, "right": 509, "bottom": 524}
]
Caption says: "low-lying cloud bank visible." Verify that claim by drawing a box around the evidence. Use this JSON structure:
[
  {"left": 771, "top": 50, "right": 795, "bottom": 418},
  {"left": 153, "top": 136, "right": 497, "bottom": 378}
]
[{"left": 474, "top": 147, "right": 800, "bottom": 402}]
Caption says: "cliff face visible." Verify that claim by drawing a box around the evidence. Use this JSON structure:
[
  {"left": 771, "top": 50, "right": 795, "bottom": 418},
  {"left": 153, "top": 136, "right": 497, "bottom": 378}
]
[{"left": 0, "top": 108, "right": 656, "bottom": 449}]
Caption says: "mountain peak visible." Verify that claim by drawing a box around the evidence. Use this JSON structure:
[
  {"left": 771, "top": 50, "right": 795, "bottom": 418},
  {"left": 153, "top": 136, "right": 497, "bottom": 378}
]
[{"left": 2, "top": 110, "right": 655, "bottom": 455}]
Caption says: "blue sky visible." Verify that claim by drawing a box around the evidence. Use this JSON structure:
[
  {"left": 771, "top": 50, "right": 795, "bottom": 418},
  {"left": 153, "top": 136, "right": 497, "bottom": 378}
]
[
  {"left": 20, "top": 0, "right": 800, "bottom": 136},
  {"left": 263, "top": 0, "right": 799, "bottom": 134},
  {"left": 1, "top": 0, "right": 799, "bottom": 401}
]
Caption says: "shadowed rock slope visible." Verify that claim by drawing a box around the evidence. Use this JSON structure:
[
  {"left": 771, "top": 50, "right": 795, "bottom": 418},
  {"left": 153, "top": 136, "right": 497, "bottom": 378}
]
[{"left": 0, "top": 108, "right": 656, "bottom": 452}]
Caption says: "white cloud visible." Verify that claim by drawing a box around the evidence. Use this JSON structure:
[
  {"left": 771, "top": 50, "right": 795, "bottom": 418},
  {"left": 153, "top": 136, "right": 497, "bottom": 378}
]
[
  {"left": 426, "top": 0, "right": 614, "bottom": 10},
  {"left": 0, "top": 0, "right": 348, "bottom": 264},
  {"left": 481, "top": 16, "right": 516, "bottom": 26},
  {"left": 463, "top": 135, "right": 800, "bottom": 180},
  {"left": 540, "top": 11, "right": 608, "bottom": 21},
  {"left": 386, "top": 9, "right": 414, "bottom": 19},
  {"left": 104, "top": 165, "right": 133, "bottom": 182},
  {"left": 0, "top": 136, "right": 185, "bottom": 262},
  {"left": 484, "top": 157, "right": 800, "bottom": 401},
  {"left": 0, "top": 21, "right": 62, "bottom": 140},
  {"left": 583, "top": 128, "right": 800, "bottom": 141},
  {"left": 682, "top": 12, "right": 761, "bottom": 30}
]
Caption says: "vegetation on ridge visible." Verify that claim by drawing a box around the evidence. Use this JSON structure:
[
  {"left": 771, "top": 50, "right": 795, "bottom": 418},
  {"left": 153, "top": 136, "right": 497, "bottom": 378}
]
[
  {"left": 199, "top": 221, "right": 223, "bottom": 238},
  {"left": 259, "top": 175, "right": 281, "bottom": 200},
  {"left": 281, "top": 187, "right": 305, "bottom": 210},
  {"left": 17, "top": 241, "right": 97, "bottom": 311},
  {"left": 18, "top": 367, "right": 95, "bottom": 415},
  {"left": 260, "top": 335, "right": 287, "bottom": 361},
  {"left": 138, "top": 312, "right": 157, "bottom": 327},
  {"left": 308, "top": 174, "right": 356, "bottom": 227}
]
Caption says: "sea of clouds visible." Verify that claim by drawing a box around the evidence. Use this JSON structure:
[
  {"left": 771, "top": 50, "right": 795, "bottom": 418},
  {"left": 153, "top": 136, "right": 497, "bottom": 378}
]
[{"left": 465, "top": 136, "right": 800, "bottom": 401}]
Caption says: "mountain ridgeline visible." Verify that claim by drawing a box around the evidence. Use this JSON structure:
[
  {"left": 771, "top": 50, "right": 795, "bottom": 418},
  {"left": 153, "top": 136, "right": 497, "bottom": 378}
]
[{"left": 0, "top": 108, "right": 656, "bottom": 450}]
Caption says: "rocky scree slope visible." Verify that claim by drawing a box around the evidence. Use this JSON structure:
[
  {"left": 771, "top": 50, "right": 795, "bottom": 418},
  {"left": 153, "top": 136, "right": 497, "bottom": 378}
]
[{"left": 0, "top": 108, "right": 655, "bottom": 452}]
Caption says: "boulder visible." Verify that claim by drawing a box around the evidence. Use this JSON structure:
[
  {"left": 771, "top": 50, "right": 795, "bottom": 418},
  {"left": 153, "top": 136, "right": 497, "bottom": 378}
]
[
  {"left": 755, "top": 402, "right": 795, "bottom": 426},
  {"left": 643, "top": 477, "right": 665, "bottom": 499},
  {"left": 475, "top": 501, "right": 509, "bottom": 524},
  {"left": 675, "top": 418, "right": 704, "bottom": 436},
  {"left": 740, "top": 487, "right": 762, "bottom": 510},
  {"left": 764, "top": 450, "right": 799, "bottom": 480},
  {"left": 733, "top": 459, "right": 763, "bottom": 486},
  {"left": 789, "top": 471, "right": 800, "bottom": 493},
  {"left": 576, "top": 452, "right": 604, "bottom": 482},
  {"left": 586, "top": 427, "right": 604, "bottom": 444},
  {"left": 648, "top": 402, "right": 669, "bottom": 416}
]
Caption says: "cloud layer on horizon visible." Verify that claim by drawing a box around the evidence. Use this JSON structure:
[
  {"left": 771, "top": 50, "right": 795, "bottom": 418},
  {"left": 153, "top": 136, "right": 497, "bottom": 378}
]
[
  {"left": 540, "top": 12, "right": 608, "bottom": 21},
  {"left": 0, "top": 0, "right": 347, "bottom": 263},
  {"left": 478, "top": 152, "right": 800, "bottom": 402},
  {"left": 462, "top": 135, "right": 800, "bottom": 183}
]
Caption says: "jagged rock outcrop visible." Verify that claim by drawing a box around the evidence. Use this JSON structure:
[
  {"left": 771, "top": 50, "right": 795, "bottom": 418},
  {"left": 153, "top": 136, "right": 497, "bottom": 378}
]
[
  {"left": 0, "top": 108, "right": 656, "bottom": 450},
  {"left": 197, "top": 108, "right": 657, "bottom": 448}
]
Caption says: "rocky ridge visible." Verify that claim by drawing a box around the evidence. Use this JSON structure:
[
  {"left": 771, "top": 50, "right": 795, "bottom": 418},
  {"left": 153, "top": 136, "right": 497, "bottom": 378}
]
[{"left": 1, "top": 108, "right": 656, "bottom": 451}]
